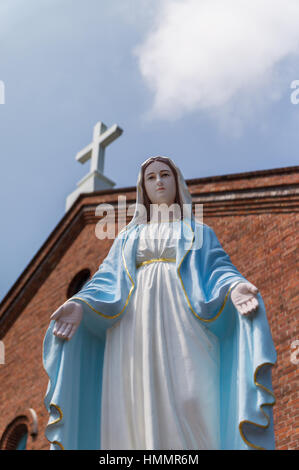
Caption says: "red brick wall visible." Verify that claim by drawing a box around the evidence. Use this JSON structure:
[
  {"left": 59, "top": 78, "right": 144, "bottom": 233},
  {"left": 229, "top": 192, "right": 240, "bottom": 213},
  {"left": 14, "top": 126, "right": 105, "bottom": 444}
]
[{"left": 0, "top": 168, "right": 298, "bottom": 450}]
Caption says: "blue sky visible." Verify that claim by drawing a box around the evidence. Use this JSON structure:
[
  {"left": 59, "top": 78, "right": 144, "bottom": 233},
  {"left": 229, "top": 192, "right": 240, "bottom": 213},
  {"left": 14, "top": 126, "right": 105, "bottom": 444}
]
[{"left": 0, "top": 0, "right": 299, "bottom": 302}]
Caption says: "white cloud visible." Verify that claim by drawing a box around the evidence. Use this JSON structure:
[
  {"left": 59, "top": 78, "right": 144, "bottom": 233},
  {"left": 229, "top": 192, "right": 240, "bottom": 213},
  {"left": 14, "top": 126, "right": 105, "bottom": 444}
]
[{"left": 134, "top": 0, "right": 299, "bottom": 122}]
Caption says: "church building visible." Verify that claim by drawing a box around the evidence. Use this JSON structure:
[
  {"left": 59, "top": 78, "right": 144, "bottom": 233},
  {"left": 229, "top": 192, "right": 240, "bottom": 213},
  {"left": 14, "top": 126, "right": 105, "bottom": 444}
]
[{"left": 0, "top": 122, "right": 298, "bottom": 450}]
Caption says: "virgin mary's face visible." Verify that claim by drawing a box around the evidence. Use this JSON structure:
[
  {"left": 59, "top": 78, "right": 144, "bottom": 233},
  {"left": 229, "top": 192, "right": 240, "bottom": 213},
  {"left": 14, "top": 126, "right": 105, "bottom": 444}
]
[{"left": 144, "top": 161, "right": 177, "bottom": 206}]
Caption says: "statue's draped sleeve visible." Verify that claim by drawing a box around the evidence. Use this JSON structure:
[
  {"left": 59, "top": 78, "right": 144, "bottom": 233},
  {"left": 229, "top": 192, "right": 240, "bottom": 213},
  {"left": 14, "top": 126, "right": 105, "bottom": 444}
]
[
  {"left": 179, "top": 222, "right": 277, "bottom": 449},
  {"left": 43, "top": 232, "right": 133, "bottom": 450}
]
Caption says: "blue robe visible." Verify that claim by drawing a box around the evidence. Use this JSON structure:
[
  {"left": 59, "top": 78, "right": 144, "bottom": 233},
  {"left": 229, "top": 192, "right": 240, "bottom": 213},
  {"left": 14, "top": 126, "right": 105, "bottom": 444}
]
[{"left": 43, "top": 218, "right": 277, "bottom": 450}]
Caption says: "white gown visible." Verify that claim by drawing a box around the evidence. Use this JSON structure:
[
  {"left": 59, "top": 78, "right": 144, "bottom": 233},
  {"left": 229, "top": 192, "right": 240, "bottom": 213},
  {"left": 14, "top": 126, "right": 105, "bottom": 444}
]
[{"left": 101, "top": 222, "right": 220, "bottom": 450}]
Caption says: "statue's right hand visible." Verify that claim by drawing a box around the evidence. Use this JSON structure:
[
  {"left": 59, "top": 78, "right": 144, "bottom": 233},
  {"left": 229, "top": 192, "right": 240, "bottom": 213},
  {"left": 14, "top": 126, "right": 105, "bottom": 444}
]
[{"left": 50, "top": 301, "right": 83, "bottom": 341}]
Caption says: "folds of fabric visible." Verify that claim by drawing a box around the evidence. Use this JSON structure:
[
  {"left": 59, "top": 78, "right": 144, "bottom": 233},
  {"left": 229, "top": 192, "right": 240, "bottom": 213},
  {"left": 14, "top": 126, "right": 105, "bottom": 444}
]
[
  {"left": 43, "top": 320, "right": 105, "bottom": 449},
  {"left": 101, "top": 222, "right": 221, "bottom": 450},
  {"left": 43, "top": 219, "right": 277, "bottom": 450},
  {"left": 179, "top": 221, "right": 277, "bottom": 449},
  {"left": 43, "top": 231, "right": 134, "bottom": 450}
]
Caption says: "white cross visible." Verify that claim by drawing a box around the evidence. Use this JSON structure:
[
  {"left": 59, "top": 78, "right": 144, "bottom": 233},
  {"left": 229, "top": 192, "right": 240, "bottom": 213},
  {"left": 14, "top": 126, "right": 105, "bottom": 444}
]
[{"left": 76, "top": 121, "right": 123, "bottom": 174}]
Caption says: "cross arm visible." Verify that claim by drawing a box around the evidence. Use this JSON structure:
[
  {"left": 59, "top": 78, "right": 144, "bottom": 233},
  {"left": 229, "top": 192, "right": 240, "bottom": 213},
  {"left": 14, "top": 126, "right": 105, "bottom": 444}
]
[
  {"left": 75, "top": 143, "right": 93, "bottom": 164},
  {"left": 98, "top": 124, "right": 123, "bottom": 148}
]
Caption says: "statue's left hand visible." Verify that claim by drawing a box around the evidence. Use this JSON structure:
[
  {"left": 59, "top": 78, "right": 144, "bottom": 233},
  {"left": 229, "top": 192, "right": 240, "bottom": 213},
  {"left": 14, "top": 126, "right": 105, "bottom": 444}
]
[{"left": 231, "top": 282, "right": 259, "bottom": 316}]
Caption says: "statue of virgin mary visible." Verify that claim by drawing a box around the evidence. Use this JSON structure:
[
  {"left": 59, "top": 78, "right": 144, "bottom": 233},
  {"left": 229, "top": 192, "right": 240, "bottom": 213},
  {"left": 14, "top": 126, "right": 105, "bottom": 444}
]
[{"left": 43, "top": 156, "right": 277, "bottom": 450}]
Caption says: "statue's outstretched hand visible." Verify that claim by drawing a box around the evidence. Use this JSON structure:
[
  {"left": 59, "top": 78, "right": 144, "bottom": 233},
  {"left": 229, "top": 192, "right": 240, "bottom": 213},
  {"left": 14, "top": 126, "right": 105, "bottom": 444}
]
[
  {"left": 50, "top": 301, "right": 83, "bottom": 341},
  {"left": 231, "top": 282, "right": 259, "bottom": 316}
]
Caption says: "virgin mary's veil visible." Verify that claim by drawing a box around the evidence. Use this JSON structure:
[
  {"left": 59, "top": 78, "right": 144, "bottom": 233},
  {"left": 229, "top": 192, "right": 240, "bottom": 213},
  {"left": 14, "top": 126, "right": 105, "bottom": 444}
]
[{"left": 124, "top": 156, "right": 197, "bottom": 230}]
